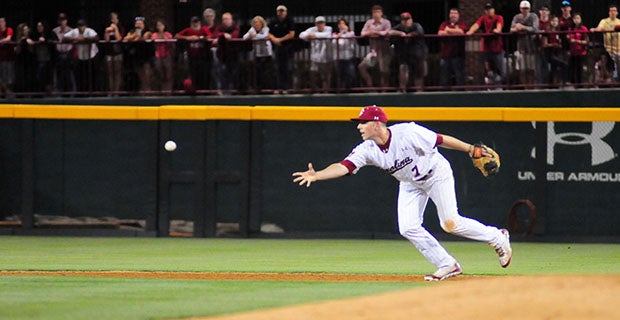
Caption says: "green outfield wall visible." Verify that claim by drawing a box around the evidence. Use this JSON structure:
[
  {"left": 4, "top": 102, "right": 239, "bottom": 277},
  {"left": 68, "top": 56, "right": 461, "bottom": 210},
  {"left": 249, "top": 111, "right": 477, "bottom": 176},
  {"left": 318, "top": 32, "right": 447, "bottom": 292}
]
[{"left": 1, "top": 91, "right": 619, "bottom": 238}]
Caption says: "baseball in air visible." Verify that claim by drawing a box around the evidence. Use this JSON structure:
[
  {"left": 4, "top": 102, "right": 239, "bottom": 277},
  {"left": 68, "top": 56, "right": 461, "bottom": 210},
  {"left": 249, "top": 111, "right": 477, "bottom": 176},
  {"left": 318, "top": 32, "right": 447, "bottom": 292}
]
[{"left": 164, "top": 140, "right": 177, "bottom": 152}]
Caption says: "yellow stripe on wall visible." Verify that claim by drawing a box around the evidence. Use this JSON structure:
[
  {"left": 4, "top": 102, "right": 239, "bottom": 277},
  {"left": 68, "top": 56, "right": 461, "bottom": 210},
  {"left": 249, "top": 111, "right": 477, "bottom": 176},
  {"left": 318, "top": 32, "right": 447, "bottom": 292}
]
[{"left": 1, "top": 104, "right": 619, "bottom": 122}]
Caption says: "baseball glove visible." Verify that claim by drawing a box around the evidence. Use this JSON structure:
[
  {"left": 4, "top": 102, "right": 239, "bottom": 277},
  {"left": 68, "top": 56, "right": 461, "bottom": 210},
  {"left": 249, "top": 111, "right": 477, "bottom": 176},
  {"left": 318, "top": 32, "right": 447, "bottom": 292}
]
[{"left": 470, "top": 143, "right": 500, "bottom": 177}]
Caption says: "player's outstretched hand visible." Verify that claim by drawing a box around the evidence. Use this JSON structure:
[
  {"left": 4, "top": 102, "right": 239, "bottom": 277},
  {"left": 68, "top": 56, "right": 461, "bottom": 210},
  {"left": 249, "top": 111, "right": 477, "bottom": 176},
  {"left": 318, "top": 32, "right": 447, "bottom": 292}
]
[{"left": 292, "top": 162, "right": 317, "bottom": 187}]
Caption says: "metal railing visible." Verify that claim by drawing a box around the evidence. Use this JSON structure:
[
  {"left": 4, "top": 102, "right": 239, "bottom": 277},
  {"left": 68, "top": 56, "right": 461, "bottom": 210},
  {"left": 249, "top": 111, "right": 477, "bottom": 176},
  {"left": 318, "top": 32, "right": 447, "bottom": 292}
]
[{"left": 0, "top": 30, "right": 618, "bottom": 98}]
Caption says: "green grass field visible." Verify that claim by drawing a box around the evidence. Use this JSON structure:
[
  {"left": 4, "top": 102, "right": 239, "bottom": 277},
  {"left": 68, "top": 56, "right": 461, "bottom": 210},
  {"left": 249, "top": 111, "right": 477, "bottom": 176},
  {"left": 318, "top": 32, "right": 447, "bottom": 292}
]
[{"left": 1, "top": 237, "right": 619, "bottom": 320}]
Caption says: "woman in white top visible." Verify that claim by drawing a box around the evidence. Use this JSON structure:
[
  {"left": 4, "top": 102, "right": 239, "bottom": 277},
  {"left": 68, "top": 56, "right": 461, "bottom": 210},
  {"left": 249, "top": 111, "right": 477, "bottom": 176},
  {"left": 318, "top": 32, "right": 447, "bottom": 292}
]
[
  {"left": 243, "top": 16, "right": 273, "bottom": 92},
  {"left": 333, "top": 18, "right": 356, "bottom": 90}
]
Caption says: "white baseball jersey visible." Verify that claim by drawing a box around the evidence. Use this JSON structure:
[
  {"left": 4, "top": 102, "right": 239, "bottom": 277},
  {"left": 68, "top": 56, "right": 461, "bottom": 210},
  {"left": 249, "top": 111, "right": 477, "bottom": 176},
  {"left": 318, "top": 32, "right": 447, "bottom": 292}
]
[
  {"left": 341, "top": 121, "right": 505, "bottom": 269},
  {"left": 342, "top": 122, "right": 447, "bottom": 183}
]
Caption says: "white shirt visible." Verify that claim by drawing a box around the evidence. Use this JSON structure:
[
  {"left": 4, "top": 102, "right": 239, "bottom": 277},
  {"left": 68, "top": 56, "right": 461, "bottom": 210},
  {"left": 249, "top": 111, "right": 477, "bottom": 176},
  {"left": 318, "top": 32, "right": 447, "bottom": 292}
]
[
  {"left": 300, "top": 26, "right": 333, "bottom": 63},
  {"left": 344, "top": 122, "right": 445, "bottom": 183},
  {"left": 333, "top": 30, "right": 355, "bottom": 60},
  {"left": 53, "top": 26, "right": 73, "bottom": 53},
  {"left": 243, "top": 27, "right": 272, "bottom": 58},
  {"left": 64, "top": 27, "right": 99, "bottom": 60}
]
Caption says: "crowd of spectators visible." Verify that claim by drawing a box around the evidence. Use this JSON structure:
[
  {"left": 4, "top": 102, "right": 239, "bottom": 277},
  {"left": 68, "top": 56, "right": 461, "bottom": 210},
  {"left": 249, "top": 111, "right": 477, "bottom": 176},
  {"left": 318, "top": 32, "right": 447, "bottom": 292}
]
[{"left": 0, "top": 1, "right": 620, "bottom": 98}]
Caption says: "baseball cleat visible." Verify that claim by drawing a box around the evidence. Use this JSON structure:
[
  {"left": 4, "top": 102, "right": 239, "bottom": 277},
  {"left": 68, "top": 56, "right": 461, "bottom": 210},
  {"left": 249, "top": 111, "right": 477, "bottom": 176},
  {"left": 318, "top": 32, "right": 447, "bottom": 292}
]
[
  {"left": 424, "top": 262, "right": 462, "bottom": 281},
  {"left": 496, "top": 229, "right": 513, "bottom": 268}
]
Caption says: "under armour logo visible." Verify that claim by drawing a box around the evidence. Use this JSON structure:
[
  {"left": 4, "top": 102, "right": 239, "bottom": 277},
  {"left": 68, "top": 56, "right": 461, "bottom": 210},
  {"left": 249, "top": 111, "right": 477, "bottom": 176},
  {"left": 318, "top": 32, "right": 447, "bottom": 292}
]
[{"left": 531, "top": 122, "right": 616, "bottom": 166}]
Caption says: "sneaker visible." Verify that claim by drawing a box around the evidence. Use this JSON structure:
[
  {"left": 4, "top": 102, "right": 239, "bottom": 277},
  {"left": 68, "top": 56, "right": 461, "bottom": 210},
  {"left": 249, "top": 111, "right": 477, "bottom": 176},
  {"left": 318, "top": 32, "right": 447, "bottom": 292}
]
[
  {"left": 496, "top": 229, "right": 513, "bottom": 268},
  {"left": 424, "top": 262, "right": 462, "bottom": 281}
]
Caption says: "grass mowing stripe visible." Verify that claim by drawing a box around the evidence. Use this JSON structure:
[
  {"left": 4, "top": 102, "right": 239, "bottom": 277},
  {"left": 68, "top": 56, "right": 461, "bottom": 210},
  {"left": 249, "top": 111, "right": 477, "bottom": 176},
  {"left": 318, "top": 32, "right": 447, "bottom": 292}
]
[
  {"left": 0, "top": 276, "right": 420, "bottom": 320},
  {"left": 0, "top": 237, "right": 618, "bottom": 275}
]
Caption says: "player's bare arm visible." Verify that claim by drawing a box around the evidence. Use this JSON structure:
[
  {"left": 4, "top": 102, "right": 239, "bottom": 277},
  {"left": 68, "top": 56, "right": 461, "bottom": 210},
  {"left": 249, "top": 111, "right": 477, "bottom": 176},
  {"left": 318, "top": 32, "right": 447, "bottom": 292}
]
[
  {"left": 438, "top": 134, "right": 493, "bottom": 158},
  {"left": 292, "top": 162, "right": 349, "bottom": 187}
]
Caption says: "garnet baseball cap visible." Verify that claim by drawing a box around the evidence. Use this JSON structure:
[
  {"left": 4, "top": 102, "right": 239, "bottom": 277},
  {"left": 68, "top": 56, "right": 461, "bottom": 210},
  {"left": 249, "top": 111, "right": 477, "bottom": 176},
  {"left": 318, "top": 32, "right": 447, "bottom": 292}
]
[{"left": 351, "top": 105, "right": 388, "bottom": 123}]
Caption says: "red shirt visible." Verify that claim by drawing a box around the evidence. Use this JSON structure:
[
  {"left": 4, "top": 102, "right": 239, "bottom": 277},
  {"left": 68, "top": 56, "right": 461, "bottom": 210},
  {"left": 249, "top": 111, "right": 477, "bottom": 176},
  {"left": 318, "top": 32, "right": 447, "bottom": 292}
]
[
  {"left": 569, "top": 25, "right": 588, "bottom": 56},
  {"left": 0, "top": 27, "right": 15, "bottom": 61},
  {"left": 559, "top": 16, "right": 574, "bottom": 31},
  {"left": 474, "top": 14, "right": 504, "bottom": 53},
  {"left": 177, "top": 27, "right": 210, "bottom": 58},
  {"left": 439, "top": 20, "right": 468, "bottom": 58},
  {"left": 201, "top": 25, "right": 216, "bottom": 37},
  {"left": 539, "top": 19, "right": 550, "bottom": 32},
  {"left": 151, "top": 31, "right": 173, "bottom": 59}
]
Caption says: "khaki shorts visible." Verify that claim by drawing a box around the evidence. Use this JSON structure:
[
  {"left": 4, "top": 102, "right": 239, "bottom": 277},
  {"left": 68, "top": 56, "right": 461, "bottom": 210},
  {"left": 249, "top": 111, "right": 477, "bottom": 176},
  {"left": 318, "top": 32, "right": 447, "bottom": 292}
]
[{"left": 515, "top": 51, "right": 536, "bottom": 71}]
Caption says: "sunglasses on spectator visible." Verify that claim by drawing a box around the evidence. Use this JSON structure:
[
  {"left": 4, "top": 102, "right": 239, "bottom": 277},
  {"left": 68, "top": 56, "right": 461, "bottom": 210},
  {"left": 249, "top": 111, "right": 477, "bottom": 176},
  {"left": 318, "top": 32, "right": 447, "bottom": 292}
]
[{"left": 401, "top": 16, "right": 411, "bottom": 20}]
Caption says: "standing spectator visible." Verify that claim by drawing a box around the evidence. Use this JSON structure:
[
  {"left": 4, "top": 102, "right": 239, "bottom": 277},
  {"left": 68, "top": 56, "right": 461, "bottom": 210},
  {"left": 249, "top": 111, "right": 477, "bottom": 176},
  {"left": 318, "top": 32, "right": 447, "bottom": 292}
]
[
  {"left": 0, "top": 17, "right": 15, "bottom": 97},
  {"left": 358, "top": 5, "right": 392, "bottom": 89},
  {"left": 151, "top": 19, "right": 174, "bottom": 94},
  {"left": 124, "top": 17, "right": 154, "bottom": 93},
  {"left": 300, "top": 16, "right": 333, "bottom": 93},
  {"left": 176, "top": 16, "right": 211, "bottom": 91},
  {"left": 438, "top": 8, "right": 467, "bottom": 88},
  {"left": 538, "top": 6, "right": 551, "bottom": 33},
  {"left": 568, "top": 13, "right": 588, "bottom": 87},
  {"left": 202, "top": 8, "right": 219, "bottom": 90},
  {"left": 536, "top": 6, "right": 551, "bottom": 84},
  {"left": 590, "top": 4, "right": 620, "bottom": 81},
  {"left": 14, "top": 23, "right": 35, "bottom": 94},
  {"left": 202, "top": 8, "right": 218, "bottom": 34},
  {"left": 212, "top": 12, "right": 241, "bottom": 94},
  {"left": 510, "top": 1, "right": 539, "bottom": 87},
  {"left": 64, "top": 19, "right": 99, "bottom": 93},
  {"left": 333, "top": 18, "right": 356, "bottom": 91},
  {"left": 103, "top": 12, "right": 124, "bottom": 94},
  {"left": 467, "top": 3, "right": 506, "bottom": 86},
  {"left": 243, "top": 15, "right": 273, "bottom": 92},
  {"left": 31, "top": 21, "right": 57, "bottom": 94},
  {"left": 268, "top": 5, "right": 296, "bottom": 94},
  {"left": 541, "top": 15, "right": 566, "bottom": 86},
  {"left": 559, "top": 1, "right": 574, "bottom": 30},
  {"left": 52, "top": 13, "right": 76, "bottom": 94},
  {"left": 390, "top": 12, "right": 427, "bottom": 92},
  {"left": 558, "top": 1, "right": 574, "bottom": 84}
]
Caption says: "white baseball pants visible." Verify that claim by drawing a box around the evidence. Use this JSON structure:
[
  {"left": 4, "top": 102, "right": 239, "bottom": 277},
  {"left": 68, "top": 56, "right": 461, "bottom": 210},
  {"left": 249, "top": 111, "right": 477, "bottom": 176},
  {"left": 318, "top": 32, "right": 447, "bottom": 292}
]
[{"left": 397, "top": 161, "right": 504, "bottom": 268}]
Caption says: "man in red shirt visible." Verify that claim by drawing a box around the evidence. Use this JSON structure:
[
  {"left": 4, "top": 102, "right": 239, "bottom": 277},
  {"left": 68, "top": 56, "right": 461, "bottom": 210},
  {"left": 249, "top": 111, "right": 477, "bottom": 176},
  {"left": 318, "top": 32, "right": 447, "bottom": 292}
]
[
  {"left": 558, "top": 1, "right": 573, "bottom": 83},
  {"left": 175, "top": 16, "right": 212, "bottom": 91},
  {"left": 212, "top": 12, "right": 241, "bottom": 93},
  {"left": 536, "top": 6, "right": 551, "bottom": 84},
  {"left": 0, "top": 17, "right": 15, "bottom": 97},
  {"left": 438, "top": 8, "right": 468, "bottom": 88},
  {"left": 467, "top": 3, "right": 506, "bottom": 85}
]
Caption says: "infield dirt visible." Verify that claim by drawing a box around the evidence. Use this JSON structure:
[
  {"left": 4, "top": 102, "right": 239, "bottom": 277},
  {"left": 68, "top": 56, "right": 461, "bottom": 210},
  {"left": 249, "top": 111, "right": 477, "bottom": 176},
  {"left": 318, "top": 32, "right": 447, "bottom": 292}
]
[{"left": 2, "top": 271, "right": 618, "bottom": 320}]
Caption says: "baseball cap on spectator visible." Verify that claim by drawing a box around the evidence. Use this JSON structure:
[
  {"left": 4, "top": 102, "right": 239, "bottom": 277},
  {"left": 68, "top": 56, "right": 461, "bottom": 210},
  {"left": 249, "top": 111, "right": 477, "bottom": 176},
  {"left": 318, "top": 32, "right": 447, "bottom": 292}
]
[
  {"left": 484, "top": 3, "right": 494, "bottom": 9},
  {"left": 561, "top": 1, "right": 571, "bottom": 7},
  {"left": 519, "top": 1, "right": 531, "bottom": 9},
  {"left": 400, "top": 12, "right": 412, "bottom": 20},
  {"left": 76, "top": 19, "right": 87, "bottom": 26},
  {"left": 276, "top": 5, "right": 287, "bottom": 11},
  {"left": 58, "top": 13, "right": 68, "bottom": 21},
  {"left": 351, "top": 105, "right": 388, "bottom": 123},
  {"left": 190, "top": 16, "right": 200, "bottom": 23},
  {"left": 314, "top": 16, "right": 326, "bottom": 23}
]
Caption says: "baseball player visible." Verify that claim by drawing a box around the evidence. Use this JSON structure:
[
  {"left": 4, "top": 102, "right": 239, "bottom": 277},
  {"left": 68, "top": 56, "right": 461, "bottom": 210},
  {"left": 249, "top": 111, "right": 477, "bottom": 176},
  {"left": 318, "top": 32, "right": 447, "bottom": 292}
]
[{"left": 292, "top": 106, "right": 512, "bottom": 281}]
